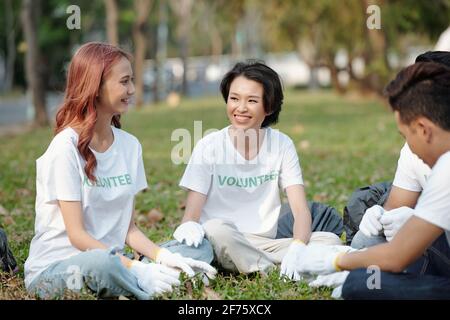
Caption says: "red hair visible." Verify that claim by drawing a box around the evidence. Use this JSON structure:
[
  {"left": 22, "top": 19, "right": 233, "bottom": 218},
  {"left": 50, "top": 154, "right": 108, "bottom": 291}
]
[{"left": 55, "top": 42, "right": 132, "bottom": 182}]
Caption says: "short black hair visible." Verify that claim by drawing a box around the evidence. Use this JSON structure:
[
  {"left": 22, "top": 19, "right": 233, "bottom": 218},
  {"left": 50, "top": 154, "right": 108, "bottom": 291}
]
[
  {"left": 415, "top": 51, "right": 450, "bottom": 68},
  {"left": 384, "top": 62, "right": 450, "bottom": 131},
  {"left": 220, "top": 60, "right": 284, "bottom": 127}
]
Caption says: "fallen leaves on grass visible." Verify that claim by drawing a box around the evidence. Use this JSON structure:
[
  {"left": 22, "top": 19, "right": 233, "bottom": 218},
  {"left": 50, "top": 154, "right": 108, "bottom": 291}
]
[
  {"left": 178, "top": 200, "right": 186, "bottom": 210},
  {"left": 0, "top": 205, "right": 8, "bottom": 216},
  {"left": 136, "top": 209, "right": 164, "bottom": 228},
  {"left": 299, "top": 140, "right": 310, "bottom": 150},
  {"left": 0, "top": 273, "right": 34, "bottom": 300},
  {"left": 147, "top": 209, "right": 164, "bottom": 225},
  {"left": 202, "top": 287, "right": 222, "bottom": 300},
  {"left": 1, "top": 216, "right": 15, "bottom": 226},
  {"left": 313, "top": 192, "right": 329, "bottom": 202},
  {"left": 16, "top": 189, "right": 32, "bottom": 198}
]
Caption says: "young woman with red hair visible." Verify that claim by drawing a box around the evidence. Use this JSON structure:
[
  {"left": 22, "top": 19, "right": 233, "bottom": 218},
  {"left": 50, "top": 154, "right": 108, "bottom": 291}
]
[{"left": 24, "top": 42, "right": 215, "bottom": 300}]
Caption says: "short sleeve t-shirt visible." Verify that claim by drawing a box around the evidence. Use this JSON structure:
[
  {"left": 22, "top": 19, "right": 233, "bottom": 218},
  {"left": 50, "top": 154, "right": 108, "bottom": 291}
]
[
  {"left": 179, "top": 126, "right": 303, "bottom": 238},
  {"left": 393, "top": 143, "right": 431, "bottom": 192},
  {"left": 414, "top": 151, "right": 450, "bottom": 246},
  {"left": 24, "top": 127, "right": 148, "bottom": 288}
]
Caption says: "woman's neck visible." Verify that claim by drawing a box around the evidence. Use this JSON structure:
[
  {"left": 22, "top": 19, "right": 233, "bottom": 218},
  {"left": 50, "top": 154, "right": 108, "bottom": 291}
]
[
  {"left": 94, "top": 113, "right": 114, "bottom": 139},
  {"left": 228, "top": 126, "right": 266, "bottom": 160},
  {"left": 90, "top": 113, "right": 114, "bottom": 152}
]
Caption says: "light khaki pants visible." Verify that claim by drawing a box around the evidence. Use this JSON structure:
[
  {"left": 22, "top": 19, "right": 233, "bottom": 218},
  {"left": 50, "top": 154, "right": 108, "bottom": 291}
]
[{"left": 203, "top": 219, "right": 342, "bottom": 274}]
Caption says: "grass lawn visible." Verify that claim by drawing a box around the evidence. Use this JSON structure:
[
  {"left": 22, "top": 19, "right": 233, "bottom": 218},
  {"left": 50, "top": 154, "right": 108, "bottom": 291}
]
[{"left": 0, "top": 89, "right": 404, "bottom": 299}]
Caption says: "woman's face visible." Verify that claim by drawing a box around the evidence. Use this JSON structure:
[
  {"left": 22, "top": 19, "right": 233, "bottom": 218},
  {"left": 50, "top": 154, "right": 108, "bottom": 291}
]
[
  {"left": 226, "top": 76, "right": 268, "bottom": 131},
  {"left": 97, "top": 57, "right": 135, "bottom": 116}
]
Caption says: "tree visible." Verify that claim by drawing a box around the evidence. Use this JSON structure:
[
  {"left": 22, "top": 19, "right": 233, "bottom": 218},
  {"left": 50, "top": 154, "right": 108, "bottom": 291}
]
[
  {"left": 264, "top": 0, "right": 450, "bottom": 95},
  {"left": 21, "top": 0, "right": 48, "bottom": 126},
  {"left": 104, "top": 0, "right": 119, "bottom": 46},
  {"left": 194, "top": 0, "right": 223, "bottom": 61},
  {"left": 169, "top": 0, "right": 193, "bottom": 96},
  {"left": 3, "top": 0, "right": 16, "bottom": 92},
  {"left": 133, "top": 0, "right": 153, "bottom": 108},
  {"left": 193, "top": 0, "right": 245, "bottom": 57}
]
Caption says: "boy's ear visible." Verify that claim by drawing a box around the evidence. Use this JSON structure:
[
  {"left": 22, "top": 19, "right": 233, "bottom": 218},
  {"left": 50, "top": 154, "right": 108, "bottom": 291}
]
[{"left": 415, "top": 117, "right": 433, "bottom": 143}]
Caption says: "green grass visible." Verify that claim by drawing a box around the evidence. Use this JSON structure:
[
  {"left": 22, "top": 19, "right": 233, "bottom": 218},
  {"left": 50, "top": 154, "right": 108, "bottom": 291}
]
[{"left": 0, "top": 89, "right": 404, "bottom": 299}]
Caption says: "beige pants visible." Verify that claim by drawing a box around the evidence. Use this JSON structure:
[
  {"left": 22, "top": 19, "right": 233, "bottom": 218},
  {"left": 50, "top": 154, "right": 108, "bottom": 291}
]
[{"left": 203, "top": 219, "right": 342, "bottom": 274}]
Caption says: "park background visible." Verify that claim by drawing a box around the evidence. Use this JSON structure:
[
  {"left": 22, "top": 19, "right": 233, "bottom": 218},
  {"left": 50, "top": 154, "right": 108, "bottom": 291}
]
[{"left": 0, "top": 0, "right": 449, "bottom": 299}]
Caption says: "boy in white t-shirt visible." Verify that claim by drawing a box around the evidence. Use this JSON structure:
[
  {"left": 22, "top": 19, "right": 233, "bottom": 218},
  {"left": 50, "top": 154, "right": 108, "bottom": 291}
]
[
  {"left": 344, "top": 51, "right": 450, "bottom": 249},
  {"left": 171, "top": 61, "right": 342, "bottom": 279},
  {"left": 24, "top": 43, "right": 215, "bottom": 300},
  {"left": 296, "top": 61, "right": 450, "bottom": 299}
]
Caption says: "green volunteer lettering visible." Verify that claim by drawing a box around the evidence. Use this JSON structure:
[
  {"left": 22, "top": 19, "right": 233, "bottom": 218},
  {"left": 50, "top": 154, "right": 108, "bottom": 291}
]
[
  {"left": 218, "top": 175, "right": 227, "bottom": 186},
  {"left": 227, "top": 177, "right": 236, "bottom": 186},
  {"left": 215, "top": 171, "right": 280, "bottom": 189},
  {"left": 82, "top": 174, "right": 132, "bottom": 188},
  {"left": 118, "top": 175, "right": 126, "bottom": 186},
  {"left": 249, "top": 177, "right": 258, "bottom": 187}
]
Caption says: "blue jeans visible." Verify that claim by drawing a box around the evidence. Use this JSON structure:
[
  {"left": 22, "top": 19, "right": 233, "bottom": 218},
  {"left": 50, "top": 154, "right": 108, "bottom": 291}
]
[
  {"left": 28, "top": 239, "right": 214, "bottom": 300},
  {"left": 350, "top": 231, "right": 386, "bottom": 250},
  {"left": 342, "top": 234, "right": 450, "bottom": 299}
]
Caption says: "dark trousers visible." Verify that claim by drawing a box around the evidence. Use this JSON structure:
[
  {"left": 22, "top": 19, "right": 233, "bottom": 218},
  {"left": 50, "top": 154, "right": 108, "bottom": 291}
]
[
  {"left": 276, "top": 201, "right": 344, "bottom": 238},
  {"left": 342, "top": 233, "right": 450, "bottom": 299}
]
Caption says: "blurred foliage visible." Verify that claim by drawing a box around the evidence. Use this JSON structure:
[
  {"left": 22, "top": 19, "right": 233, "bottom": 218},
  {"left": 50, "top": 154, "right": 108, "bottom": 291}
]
[{"left": 0, "top": 0, "right": 449, "bottom": 94}]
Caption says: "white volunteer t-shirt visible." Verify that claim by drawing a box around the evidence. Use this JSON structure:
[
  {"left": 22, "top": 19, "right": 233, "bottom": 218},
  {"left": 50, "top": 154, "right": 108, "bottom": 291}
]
[
  {"left": 179, "top": 126, "right": 303, "bottom": 238},
  {"left": 24, "top": 126, "right": 148, "bottom": 288},
  {"left": 392, "top": 143, "right": 431, "bottom": 192},
  {"left": 414, "top": 151, "right": 450, "bottom": 246}
]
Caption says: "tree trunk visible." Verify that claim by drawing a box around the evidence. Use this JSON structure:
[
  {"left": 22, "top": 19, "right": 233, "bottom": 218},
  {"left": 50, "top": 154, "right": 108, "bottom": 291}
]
[
  {"left": 104, "top": 0, "right": 119, "bottom": 46},
  {"left": 133, "top": 0, "right": 152, "bottom": 108},
  {"left": 179, "top": 8, "right": 191, "bottom": 96},
  {"left": 296, "top": 39, "right": 320, "bottom": 90},
  {"left": 361, "top": 0, "right": 389, "bottom": 95},
  {"left": 169, "top": 0, "right": 193, "bottom": 96},
  {"left": 21, "top": 0, "right": 48, "bottom": 127},
  {"left": 154, "top": 0, "right": 168, "bottom": 103},
  {"left": 4, "top": 0, "right": 16, "bottom": 92},
  {"left": 327, "top": 60, "right": 346, "bottom": 94},
  {"left": 209, "top": 26, "right": 223, "bottom": 63}
]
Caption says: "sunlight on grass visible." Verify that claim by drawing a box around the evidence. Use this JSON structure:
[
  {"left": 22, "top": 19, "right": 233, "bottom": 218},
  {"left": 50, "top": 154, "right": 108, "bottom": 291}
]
[{"left": 0, "top": 90, "right": 403, "bottom": 299}]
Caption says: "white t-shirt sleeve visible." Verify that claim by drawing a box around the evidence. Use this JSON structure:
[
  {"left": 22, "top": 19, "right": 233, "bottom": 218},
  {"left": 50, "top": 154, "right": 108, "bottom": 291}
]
[
  {"left": 413, "top": 152, "right": 450, "bottom": 232},
  {"left": 134, "top": 142, "right": 148, "bottom": 195},
  {"left": 279, "top": 138, "right": 304, "bottom": 190},
  {"left": 392, "top": 144, "right": 423, "bottom": 192},
  {"left": 40, "top": 146, "right": 82, "bottom": 204},
  {"left": 179, "top": 139, "right": 213, "bottom": 195}
]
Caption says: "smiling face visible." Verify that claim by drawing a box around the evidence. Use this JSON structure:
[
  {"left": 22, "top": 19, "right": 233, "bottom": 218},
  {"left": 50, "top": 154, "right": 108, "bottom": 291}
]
[
  {"left": 226, "top": 76, "right": 268, "bottom": 131},
  {"left": 97, "top": 56, "right": 135, "bottom": 116}
]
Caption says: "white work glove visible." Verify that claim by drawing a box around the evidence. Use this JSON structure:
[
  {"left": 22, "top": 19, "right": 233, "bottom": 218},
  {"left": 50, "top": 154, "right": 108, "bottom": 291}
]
[
  {"left": 359, "top": 205, "right": 384, "bottom": 237},
  {"left": 280, "top": 240, "right": 307, "bottom": 281},
  {"left": 129, "top": 260, "right": 181, "bottom": 297},
  {"left": 173, "top": 221, "right": 205, "bottom": 247},
  {"left": 156, "top": 248, "right": 217, "bottom": 279},
  {"left": 309, "top": 270, "right": 351, "bottom": 300},
  {"left": 297, "top": 245, "right": 354, "bottom": 275},
  {"left": 380, "top": 206, "right": 415, "bottom": 241},
  {"left": 309, "top": 271, "right": 350, "bottom": 288}
]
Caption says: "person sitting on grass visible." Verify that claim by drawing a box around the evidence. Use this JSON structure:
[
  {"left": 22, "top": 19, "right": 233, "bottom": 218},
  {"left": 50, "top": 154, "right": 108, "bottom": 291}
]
[
  {"left": 171, "top": 60, "right": 343, "bottom": 280},
  {"left": 345, "top": 51, "right": 450, "bottom": 250},
  {"left": 24, "top": 42, "right": 216, "bottom": 300},
  {"left": 296, "top": 61, "right": 450, "bottom": 299}
]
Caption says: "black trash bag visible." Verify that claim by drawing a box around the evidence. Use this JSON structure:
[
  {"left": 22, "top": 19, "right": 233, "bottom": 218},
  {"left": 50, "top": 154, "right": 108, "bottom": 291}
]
[
  {"left": 343, "top": 182, "right": 392, "bottom": 245},
  {"left": 0, "top": 228, "right": 18, "bottom": 273},
  {"left": 276, "top": 201, "right": 344, "bottom": 239}
]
